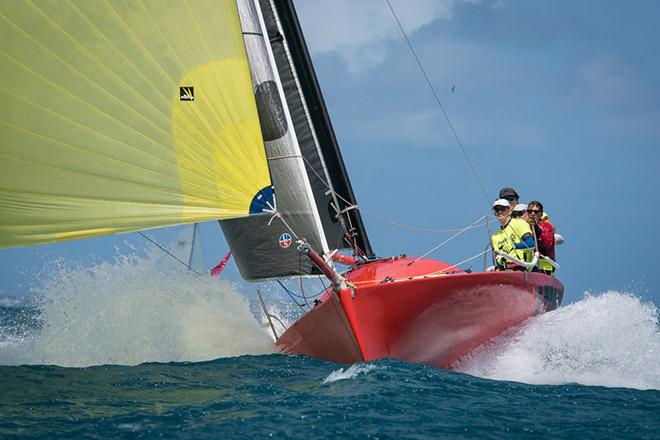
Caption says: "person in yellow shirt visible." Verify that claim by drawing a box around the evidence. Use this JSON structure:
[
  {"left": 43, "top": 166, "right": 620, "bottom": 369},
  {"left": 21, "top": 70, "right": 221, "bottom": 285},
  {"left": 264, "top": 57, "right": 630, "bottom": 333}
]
[{"left": 491, "top": 199, "right": 535, "bottom": 271}]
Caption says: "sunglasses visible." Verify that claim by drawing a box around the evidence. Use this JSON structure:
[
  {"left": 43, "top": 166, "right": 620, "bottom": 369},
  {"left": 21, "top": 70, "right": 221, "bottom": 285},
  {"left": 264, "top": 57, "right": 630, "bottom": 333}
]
[
  {"left": 493, "top": 206, "right": 508, "bottom": 213},
  {"left": 502, "top": 196, "right": 517, "bottom": 201},
  {"left": 527, "top": 209, "right": 541, "bottom": 214}
]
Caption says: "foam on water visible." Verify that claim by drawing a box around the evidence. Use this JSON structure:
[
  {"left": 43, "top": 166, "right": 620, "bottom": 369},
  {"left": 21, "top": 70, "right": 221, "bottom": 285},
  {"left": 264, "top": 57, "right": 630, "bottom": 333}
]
[
  {"left": 0, "top": 296, "right": 24, "bottom": 308},
  {"left": 457, "top": 291, "right": 660, "bottom": 390},
  {"left": 0, "top": 252, "right": 275, "bottom": 367},
  {"left": 3, "top": 250, "right": 659, "bottom": 393},
  {"left": 322, "top": 363, "right": 379, "bottom": 384}
]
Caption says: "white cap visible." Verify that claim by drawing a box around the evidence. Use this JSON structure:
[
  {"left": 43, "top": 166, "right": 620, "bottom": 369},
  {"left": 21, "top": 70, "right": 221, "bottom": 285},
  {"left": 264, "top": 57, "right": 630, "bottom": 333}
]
[
  {"left": 493, "top": 199, "right": 510, "bottom": 208},
  {"left": 513, "top": 203, "right": 527, "bottom": 213}
]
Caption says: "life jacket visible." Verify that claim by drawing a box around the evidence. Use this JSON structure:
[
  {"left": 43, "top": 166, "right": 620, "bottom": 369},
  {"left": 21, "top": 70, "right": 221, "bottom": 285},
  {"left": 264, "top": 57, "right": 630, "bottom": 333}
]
[
  {"left": 535, "top": 220, "right": 556, "bottom": 273},
  {"left": 491, "top": 218, "right": 534, "bottom": 270},
  {"left": 537, "top": 256, "right": 554, "bottom": 273}
]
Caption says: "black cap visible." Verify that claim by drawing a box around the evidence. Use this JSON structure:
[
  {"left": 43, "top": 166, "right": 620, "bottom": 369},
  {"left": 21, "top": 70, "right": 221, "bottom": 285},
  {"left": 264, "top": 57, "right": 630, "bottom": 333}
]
[{"left": 499, "top": 187, "right": 519, "bottom": 200}]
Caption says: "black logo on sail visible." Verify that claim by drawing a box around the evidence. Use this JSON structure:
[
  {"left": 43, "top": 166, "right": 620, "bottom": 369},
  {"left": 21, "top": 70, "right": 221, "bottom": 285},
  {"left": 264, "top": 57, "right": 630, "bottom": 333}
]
[{"left": 180, "top": 86, "right": 194, "bottom": 101}]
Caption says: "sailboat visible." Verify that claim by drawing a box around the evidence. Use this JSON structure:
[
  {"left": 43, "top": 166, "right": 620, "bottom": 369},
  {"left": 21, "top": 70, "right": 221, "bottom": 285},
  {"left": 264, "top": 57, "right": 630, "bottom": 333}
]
[{"left": 0, "top": 0, "right": 562, "bottom": 369}]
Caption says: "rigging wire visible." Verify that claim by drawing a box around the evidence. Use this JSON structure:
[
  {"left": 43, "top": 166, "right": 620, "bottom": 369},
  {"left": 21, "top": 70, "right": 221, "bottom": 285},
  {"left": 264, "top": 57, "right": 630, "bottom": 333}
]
[
  {"left": 275, "top": 279, "right": 327, "bottom": 302},
  {"left": 384, "top": 0, "right": 491, "bottom": 205},
  {"left": 410, "top": 214, "right": 489, "bottom": 265},
  {"left": 318, "top": 275, "right": 329, "bottom": 292},
  {"left": 137, "top": 231, "right": 203, "bottom": 276},
  {"left": 427, "top": 248, "right": 490, "bottom": 276},
  {"left": 350, "top": 248, "right": 491, "bottom": 286},
  {"left": 360, "top": 209, "right": 495, "bottom": 232},
  {"left": 298, "top": 252, "right": 310, "bottom": 307},
  {"left": 383, "top": 213, "right": 488, "bottom": 281},
  {"left": 276, "top": 280, "right": 310, "bottom": 312},
  {"left": 301, "top": 155, "right": 493, "bottom": 233}
]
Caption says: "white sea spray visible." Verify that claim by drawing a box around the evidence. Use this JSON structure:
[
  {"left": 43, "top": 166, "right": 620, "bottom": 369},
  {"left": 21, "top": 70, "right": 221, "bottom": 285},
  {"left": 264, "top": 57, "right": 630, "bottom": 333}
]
[
  {"left": 0, "top": 296, "right": 24, "bottom": 308},
  {"left": 0, "top": 253, "right": 275, "bottom": 367},
  {"left": 456, "top": 291, "right": 660, "bottom": 390}
]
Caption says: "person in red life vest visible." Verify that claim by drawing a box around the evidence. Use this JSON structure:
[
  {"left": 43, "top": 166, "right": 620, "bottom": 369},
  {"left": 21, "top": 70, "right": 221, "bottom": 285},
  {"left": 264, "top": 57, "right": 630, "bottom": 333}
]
[{"left": 526, "top": 200, "right": 556, "bottom": 275}]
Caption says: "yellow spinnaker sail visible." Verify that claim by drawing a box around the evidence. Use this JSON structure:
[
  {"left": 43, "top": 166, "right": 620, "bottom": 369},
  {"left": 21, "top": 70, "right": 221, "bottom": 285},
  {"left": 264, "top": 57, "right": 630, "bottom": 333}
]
[{"left": 0, "top": 0, "right": 271, "bottom": 248}]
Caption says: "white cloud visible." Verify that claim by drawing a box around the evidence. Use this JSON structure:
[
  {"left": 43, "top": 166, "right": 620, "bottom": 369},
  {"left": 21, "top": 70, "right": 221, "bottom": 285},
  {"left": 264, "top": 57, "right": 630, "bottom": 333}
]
[{"left": 295, "top": 0, "right": 477, "bottom": 72}]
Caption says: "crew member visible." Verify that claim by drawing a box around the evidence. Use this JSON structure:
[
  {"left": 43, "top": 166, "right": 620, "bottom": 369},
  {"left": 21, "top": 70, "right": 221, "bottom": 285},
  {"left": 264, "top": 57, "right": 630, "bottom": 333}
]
[
  {"left": 491, "top": 199, "right": 535, "bottom": 271},
  {"left": 499, "top": 187, "right": 520, "bottom": 210},
  {"left": 511, "top": 203, "right": 527, "bottom": 219},
  {"left": 527, "top": 200, "right": 556, "bottom": 275}
]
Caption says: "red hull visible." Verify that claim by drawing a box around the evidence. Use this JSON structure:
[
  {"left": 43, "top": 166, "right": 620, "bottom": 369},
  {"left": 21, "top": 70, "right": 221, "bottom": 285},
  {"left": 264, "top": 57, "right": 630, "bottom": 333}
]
[{"left": 276, "top": 257, "right": 563, "bottom": 368}]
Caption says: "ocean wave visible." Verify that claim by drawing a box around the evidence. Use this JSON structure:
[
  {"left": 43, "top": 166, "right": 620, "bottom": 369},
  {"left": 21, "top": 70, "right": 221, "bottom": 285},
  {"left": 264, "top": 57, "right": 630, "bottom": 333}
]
[{"left": 456, "top": 291, "right": 660, "bottom": 390}]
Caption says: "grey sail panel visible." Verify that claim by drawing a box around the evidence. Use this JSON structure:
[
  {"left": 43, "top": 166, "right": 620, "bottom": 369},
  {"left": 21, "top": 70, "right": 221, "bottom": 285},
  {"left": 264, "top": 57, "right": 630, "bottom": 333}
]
[
  {"left": 258, "top": 0, "right": 345, "bottom": 251},
  {"left": 220, "top": 0, "right": 327, "bottom": 280},
  {"left": 266, "top": 0, "right": 373, "bottom": 257},
  {"left": 221, "top": 212, "right": 318, "bottom": 279}
]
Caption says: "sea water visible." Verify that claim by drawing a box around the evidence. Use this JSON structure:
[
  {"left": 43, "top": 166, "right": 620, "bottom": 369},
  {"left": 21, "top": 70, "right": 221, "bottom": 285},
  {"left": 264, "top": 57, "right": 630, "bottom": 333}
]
[{"left": 1, "top": 255, "right": 659, "bottom": 438}]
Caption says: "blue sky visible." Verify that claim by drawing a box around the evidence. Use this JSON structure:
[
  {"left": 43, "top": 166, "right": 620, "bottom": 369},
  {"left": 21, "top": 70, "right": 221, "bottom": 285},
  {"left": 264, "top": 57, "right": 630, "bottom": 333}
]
[
  {"left": 1, "top": 0, "right": 659, "bottom": 306},
  {"left": 295, "top": 0, "right": 660, "bottom": 304}
]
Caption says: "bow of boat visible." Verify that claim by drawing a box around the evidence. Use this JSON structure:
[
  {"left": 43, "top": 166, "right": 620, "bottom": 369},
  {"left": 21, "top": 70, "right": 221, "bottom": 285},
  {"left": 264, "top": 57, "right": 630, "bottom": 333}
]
[{"left": 276, "top": 257, "right": 563, "bottom": 368}]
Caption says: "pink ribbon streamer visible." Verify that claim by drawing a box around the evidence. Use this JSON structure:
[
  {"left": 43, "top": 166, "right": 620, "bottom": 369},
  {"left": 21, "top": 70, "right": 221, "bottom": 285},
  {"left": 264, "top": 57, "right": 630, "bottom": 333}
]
[{"left": 210, "top": 251, "right": 232, "bottom": 277}]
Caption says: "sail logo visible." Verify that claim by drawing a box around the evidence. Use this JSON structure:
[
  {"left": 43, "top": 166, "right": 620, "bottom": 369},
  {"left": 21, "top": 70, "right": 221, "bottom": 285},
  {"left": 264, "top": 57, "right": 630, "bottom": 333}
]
[
  {"left": 278, "top": 233, "right": 292, "bottom": 248},
  {"left": 179, "top": 86, "right": 194, "bottom": 101}
]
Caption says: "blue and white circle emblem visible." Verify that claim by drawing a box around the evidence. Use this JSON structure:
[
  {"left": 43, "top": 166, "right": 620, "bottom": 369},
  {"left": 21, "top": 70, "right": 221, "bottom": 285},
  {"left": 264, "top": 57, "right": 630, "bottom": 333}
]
[{"left": 278, "top": 233, "right": 292, "bottom": 248}]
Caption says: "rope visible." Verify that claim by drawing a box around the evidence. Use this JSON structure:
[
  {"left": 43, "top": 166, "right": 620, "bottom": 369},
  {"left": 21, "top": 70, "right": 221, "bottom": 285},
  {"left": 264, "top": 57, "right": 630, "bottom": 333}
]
[
  {"left": 375, "top": 214, "right": 488, "bottom": 281},
  {"left": 410, "top": 214, "right": 488, "bottom": 264},
  {"left": 275, "top": 280, "right": 308, "bottom": 312},
  {"left": 350, "top": 248, "right": 490, "bottom": 285},
  {"left": 362, "top": 210, "right": 495, "bottom": 232},
  {"left": 268, "top": 207, "right": 300, "bottom": 240},
  {"left": 300, "top": 154, "right": 493, "bottom": 233},
  {"left": 298, "top": 252, "right": 309, "bottom": 307},
  {"left": 441, "top": 249, "right": 490, "bottom": 274},
  {"left": 385, "top": 0, "right": 491, "bottom": 204},
  {"left": 137, "top": 231, "right": 202, "bottom": 276},
  {"left": 318, "top": 275, "right": 329, "bottom": 292},
  {"left": 485, "top": 214, "right": 497, "bottom": 267}
]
